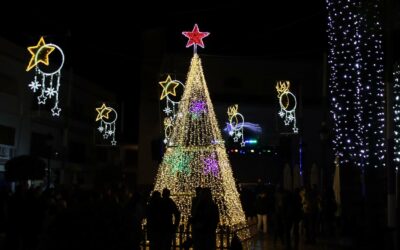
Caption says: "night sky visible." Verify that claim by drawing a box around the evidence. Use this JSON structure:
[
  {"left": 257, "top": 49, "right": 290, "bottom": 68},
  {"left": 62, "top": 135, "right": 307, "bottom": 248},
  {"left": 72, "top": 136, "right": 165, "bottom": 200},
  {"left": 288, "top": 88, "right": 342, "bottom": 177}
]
[{"left": 0, "top": 1, "right": 327, "bottom": 143}]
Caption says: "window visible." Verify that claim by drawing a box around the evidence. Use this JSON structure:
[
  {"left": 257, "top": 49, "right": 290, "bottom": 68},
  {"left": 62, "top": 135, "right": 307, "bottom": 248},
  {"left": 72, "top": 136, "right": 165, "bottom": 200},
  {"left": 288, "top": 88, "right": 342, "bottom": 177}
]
[{"left": 0, "top": 125, "right": 15, "bottom": 146}]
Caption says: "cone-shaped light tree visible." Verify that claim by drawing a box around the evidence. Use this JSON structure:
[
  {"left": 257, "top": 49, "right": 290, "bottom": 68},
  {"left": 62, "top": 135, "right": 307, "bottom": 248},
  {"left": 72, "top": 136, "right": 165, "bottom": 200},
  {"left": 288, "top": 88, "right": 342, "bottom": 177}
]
[{"left": 153, "top": 24, "right": 247, "bottom": 228}]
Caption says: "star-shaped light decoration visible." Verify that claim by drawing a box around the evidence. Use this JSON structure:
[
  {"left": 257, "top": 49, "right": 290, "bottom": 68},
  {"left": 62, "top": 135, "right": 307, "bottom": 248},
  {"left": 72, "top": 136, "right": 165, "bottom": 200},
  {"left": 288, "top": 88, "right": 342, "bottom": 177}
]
[
  {"left": 182, "top": 24, "right": 210, "bottom": 52},
  {"left": 38, "top": 95, "right": 47, "bottom": 104},
  {"left": 51, "top": 107, "right": 61, "bottom": 116},
  {"left": 159, "top": 75, "right": 180, "bottom": 100},
  {"left": 96, "top": 103, "right": 113, "bottom": 121},
  {"left": 26, "top": 36, "right": 55, "bottom": 72}
]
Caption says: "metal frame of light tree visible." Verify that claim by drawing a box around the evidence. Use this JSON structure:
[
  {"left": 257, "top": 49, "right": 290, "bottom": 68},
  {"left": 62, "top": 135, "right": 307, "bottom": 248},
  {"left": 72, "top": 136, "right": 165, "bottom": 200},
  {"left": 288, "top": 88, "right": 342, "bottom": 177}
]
[
  {"left": 326, "top": 0, "right": 386, "bottom": 169},
  {"left": 26, "top": 36, "right": 64, "bottom": 116},
  {"left": 153, "top": 24, "right": 248, "bottom": 236}
]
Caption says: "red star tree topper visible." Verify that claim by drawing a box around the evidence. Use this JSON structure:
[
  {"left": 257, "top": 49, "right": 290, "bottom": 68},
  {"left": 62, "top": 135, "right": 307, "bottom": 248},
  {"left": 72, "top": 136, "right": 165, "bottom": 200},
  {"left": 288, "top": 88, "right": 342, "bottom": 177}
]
[{"left": 182, "top": 24, "right": 210, "bottom": 52}]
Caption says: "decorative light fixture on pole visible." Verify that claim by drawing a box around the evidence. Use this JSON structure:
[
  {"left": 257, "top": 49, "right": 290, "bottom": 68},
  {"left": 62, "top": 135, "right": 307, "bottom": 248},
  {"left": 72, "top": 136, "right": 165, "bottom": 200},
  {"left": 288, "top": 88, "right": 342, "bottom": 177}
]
[
  {"left": 276, "top": 81, "right": 298, "bottom": 134},
  {"left": 26, "top": 36, "right": 64, "bottom": 116},
  {"left": 96, "top": 103, "right": 118, "bottom": 146}
]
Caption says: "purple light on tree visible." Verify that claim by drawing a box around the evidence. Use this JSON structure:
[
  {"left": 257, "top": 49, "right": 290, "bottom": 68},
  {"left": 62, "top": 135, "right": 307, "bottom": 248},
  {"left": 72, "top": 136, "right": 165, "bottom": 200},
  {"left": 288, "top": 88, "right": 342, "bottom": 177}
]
[
  {"left": 189, "top": 100, "right": 207, "bottom": 117},
  {"left": 203, "top": 152, "right": 219, "bottom": 177}
]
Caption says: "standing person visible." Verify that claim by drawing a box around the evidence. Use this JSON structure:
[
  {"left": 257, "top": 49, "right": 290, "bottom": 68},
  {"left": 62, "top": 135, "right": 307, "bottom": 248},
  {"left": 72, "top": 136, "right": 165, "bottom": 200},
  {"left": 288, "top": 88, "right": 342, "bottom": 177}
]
[
  {"left": 240, "top": 187, "right": 257, "bottom": 224},
  {"left": 255, "top": 192, "right": 268, "bottom": 234},
  {"left": 189, "top": 187, "right": 202, "bottom": 247},
  {"left": 292, "top": 188, "right": 304, "bottom": 250},
  {"left": 191, "top": 187, "right": 202, "bottom": 221},
  {"left": 192, "top": 188, "right": 219, "bottom": 250},
  {"left": 146, "top": 191, "right": 163, "bottom": 250},
  {"left": 160, "top": 188, "right": 181, "bottom": 250}
]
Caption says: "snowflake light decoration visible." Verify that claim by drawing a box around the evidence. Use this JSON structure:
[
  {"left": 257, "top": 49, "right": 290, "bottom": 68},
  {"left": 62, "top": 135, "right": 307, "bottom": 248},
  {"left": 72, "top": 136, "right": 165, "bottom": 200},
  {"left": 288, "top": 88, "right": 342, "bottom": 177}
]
[
  {"left": 203, "top": 152, "right": 219, "bottom": 177},
  {"left": 189, "top": 99, "right": 207, "bottom": 119}
]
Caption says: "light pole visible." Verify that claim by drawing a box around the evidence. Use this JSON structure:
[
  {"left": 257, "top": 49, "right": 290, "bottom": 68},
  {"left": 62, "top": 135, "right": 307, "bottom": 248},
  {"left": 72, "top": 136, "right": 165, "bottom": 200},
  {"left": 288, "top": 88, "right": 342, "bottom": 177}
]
[{"left": 45, "top": 133, "right": 54, "bottom": 189}]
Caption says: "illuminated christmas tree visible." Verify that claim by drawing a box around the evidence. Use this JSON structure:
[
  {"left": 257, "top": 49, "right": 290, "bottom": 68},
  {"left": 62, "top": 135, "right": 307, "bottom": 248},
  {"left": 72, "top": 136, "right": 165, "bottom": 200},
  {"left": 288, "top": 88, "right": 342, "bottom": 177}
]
[{"left": 153, "top": 24, "right": 247, "bottom": 230}]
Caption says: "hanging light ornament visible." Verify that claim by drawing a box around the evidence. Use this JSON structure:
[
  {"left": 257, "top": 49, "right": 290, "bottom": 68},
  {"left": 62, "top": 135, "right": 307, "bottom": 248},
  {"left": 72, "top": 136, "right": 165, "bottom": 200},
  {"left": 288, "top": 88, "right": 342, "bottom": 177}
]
[
  {"left": 227, "top": 104, "right": 246, "bottom": 147},
  {"left": 276, "top": 81, "right": 298, "bottom": 133},
  {"left": 26, "top": 36, "right": 64, "bottom": 116},
  {"left": 95, "top": 103, "right": 118, "bottom": 146},
  {"left": 159, "top": 75, "right": 185, "bottom": 144}
]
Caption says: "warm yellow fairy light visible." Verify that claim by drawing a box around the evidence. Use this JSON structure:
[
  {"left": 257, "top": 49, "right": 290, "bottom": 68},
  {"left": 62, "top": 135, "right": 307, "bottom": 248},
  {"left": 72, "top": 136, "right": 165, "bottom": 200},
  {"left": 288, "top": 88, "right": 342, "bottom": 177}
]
[
  {"left": 154, "top": 54, "right": 248, "bottom": 238},
  {"left": 26, "top": 36, "right": 55, "bottom": 72}
]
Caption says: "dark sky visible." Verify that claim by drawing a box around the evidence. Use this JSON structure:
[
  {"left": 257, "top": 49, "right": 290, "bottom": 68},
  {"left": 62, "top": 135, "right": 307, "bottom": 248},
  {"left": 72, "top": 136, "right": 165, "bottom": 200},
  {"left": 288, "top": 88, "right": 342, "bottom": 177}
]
[
  {"left": 1, "top": 1, "right": 327, "bottom": 80},
  {"left": 0, "top": 1, "right": 327, "bottom": 143}
]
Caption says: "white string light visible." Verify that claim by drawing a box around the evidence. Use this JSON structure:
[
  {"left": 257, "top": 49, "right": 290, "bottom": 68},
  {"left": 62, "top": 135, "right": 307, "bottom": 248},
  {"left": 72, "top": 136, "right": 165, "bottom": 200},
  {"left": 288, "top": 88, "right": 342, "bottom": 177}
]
[
  {"left": 393, "top": 64, "right": 400, "bottom": 171},
  {"left": 326, "top": 0, "right": 386, "bottom": 168}
]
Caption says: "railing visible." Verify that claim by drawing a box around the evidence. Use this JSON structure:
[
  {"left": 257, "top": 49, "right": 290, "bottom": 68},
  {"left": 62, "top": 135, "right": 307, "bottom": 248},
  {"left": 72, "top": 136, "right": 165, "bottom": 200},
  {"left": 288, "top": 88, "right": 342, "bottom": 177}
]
[{"left": 140, "top": 222, "right": 257, "bottom": 250}]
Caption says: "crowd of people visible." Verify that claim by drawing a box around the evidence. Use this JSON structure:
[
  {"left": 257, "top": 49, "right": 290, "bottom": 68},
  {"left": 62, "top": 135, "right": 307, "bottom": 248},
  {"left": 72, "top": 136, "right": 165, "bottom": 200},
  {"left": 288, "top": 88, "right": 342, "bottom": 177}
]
[
  {"left": 0, "top": 181, "right": 337, "bottom": 250},
  {"left": 0, "top": 183, "right": 225, "bottom": 250},
  {"left": 240, "top": 182, "right": 338, "bottom": 250}
]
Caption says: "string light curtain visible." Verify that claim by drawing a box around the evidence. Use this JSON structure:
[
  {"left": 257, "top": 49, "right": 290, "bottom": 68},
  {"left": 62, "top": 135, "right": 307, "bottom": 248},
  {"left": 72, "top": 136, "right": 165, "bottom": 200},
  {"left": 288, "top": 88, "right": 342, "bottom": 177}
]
[{"left": 326, "top": 0, "right": 386, "bottom": 168}]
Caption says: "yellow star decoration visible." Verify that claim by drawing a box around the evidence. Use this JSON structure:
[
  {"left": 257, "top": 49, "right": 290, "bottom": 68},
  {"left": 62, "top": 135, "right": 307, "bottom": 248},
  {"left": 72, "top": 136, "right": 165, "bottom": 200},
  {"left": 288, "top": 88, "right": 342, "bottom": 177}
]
[
  {"left": 26, "top": 36, "right": 55, "bottom": 72},
  {"left": 96, "top": 103, "right": 113, "bottom": 121},
  {"left": 159, "top": 75, "right": 180, "bottom": 100}
]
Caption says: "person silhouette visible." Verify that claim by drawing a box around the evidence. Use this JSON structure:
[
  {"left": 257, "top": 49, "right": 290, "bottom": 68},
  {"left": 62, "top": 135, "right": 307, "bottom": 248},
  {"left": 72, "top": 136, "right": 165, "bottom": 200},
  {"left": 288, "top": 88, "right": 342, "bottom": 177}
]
[
  {"left": 192, "top": 188, "right": 219, "bottom": 250},
  {"left": 160, "top": 188, "right": 180, "bottom": 249}
]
